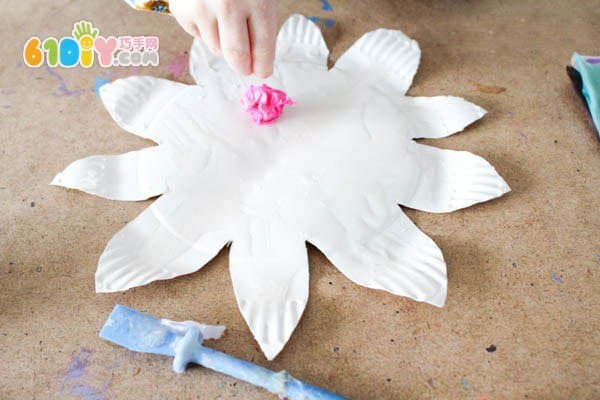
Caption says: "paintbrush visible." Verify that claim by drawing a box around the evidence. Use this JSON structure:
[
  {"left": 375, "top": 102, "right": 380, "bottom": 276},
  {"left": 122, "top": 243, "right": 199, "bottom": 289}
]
[{"left": 100, "top": 305, "right": 348, "bottom": 400}]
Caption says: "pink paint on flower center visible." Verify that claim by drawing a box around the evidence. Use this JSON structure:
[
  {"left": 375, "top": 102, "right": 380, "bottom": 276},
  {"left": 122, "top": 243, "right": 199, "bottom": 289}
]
[{"left": 241, "top": 84, "right": 294, "bottom": 125}]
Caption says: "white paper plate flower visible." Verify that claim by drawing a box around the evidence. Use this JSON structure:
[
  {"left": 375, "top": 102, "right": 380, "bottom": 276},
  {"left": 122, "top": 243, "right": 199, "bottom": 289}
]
[{"left": 52, "top": 15, "right": 510, "bottom": 360}]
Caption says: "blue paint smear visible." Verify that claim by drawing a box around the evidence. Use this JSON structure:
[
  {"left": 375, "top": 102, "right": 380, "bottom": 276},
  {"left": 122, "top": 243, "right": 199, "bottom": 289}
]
[
  {"left": 551, "top": 273, "right": 564, "bottom": 283},
  {"left": 308, "top": 16, "right": 336, "bottom": 28},
  {"left": 320, "top": 0, "right": 333, "bottom": 11},
  {"left": 94, "top": 77, "right": 111, "bottom": 97}
]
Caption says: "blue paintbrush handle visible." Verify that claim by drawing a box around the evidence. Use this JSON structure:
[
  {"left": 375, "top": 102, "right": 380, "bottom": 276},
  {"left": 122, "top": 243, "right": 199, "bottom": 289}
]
[
  {"left": 100, "top": 305, "right": 348, "bottom": 400},
  {"left": 175, "top": 326, "right": 347, "bottom": 400},
  {"left": 197, "top": 346, "right": 346, "bottom": 400}
]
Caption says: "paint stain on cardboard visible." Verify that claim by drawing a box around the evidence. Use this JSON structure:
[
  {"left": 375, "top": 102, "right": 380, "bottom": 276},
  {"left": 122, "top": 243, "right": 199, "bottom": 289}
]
[
  {"left": 166, "top": 52, "right": 189, "bottom": 79},
  {"left": 474, "top": 83, "right": 506, "bottom": 94}
]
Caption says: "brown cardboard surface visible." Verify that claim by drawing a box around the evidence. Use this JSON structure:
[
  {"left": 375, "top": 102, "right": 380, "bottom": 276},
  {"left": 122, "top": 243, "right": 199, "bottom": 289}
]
[{"left": 1, "top": 1, "right": 599, "bottom": 399}]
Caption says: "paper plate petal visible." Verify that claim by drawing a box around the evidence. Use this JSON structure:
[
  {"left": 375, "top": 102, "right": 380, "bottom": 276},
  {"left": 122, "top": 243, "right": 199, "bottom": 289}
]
[
  {"left": 276, "top": 14, "right": 329, "bottom": 69},
  {"left": 96, "top": 193, "right": 229, "bottom": 292},
  {"left": 229, "top": 221, "right": 309, "bottom": 360},
  {"left": 51, "top": 146, "right": 167, "bottom": 201},
  {"left": 99, "top": 76, "right": 188, "bottom": 143},
  {"left": 310, "top": 205, "right": 446, "bottom": 307},
  {"left": 399, "top": 143, "right": 511, "bottom": 213},
  {"left": 398, "top": 96, "right": 486, "bottom": 139},
  {"left": 333, "top": 28, "right": 420, "bottom": 94}
]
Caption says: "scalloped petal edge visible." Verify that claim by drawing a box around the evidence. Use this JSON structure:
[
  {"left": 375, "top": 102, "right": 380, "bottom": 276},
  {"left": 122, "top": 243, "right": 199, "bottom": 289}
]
[
  {"left": 237, "top": 299, "right": 307, "bottom": 360},
  {"left": 276, "top": 14, "right": 329, "bottom": 67},
  {"left": 449, "top": 153, "right": 511, "bottom": 211},
  {"left": 99, "top": 76, "right": 186, "bottom": 142},
  {"left": 335, "top": 28, "right": 421, "bottom": 94}
]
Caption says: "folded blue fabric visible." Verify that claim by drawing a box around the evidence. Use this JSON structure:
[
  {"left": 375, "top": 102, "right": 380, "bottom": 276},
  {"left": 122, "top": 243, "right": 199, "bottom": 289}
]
[{"left": 569, "top": 53, "right": 600, "bottom": 139}]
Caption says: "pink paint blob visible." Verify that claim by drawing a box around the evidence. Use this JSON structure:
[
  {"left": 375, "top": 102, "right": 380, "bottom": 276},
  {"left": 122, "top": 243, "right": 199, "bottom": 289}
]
[
  {"left": 241, "top": 84, "right": 294, "bottom": 125},
  {"left": 166, "top": 52, "right": 189, "bottom": 78}
]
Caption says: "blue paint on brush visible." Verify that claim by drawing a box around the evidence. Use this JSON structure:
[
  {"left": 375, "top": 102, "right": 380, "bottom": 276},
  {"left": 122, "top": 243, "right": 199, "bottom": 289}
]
[
  {"left": 94, "top": 77, "right": 111, "bottom": 97},
  {"left": 100, "top": 305, "right": 347, "bottom": 400}
]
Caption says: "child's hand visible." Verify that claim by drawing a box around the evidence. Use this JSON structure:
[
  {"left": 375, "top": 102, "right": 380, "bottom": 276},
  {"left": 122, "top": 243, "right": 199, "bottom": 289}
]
[{"left": 170, "top": 0, "right": 277, "bottom": 78}]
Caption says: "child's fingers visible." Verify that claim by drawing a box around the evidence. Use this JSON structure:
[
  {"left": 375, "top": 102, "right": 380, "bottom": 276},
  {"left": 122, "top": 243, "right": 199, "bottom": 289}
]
[
  {"left": 218, "top": 15, "right": 252, "bottom": 75},
  {"left": 248, "top": 14, "right": 276, "bottom": 78},
  {"left": 197, "top": 17, "right": 221, "bottom": 55},
  {"left": 173, "top": 15, "right": 200, "bottom": 38},
  {"left": 170, "top": 0, "right": 200, "bottom": 38}
]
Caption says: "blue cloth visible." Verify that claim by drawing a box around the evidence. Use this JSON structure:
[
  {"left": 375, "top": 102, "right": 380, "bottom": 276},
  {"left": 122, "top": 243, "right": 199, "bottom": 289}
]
[{"left": 572, "top": 53, "right": 600, "bottom": 137}]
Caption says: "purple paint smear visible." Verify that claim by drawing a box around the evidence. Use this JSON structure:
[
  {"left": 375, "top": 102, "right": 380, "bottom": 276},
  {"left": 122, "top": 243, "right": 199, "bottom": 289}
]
[
  {"left": 166, "top": 52, "right": 189, "bottom": 78},
  {"left": 59, "top": 347, "right": 111, "bottom": 400},
  {"left": 44, "top": 66, "right": 86, "bottom": 97},
  {"left": 66, "top": 348, "right": 92, "bottom": 378},
  {"left": 551, "top": 273, "right": 564, "bottom": 283},
  {"left": 586, "top": 57, "right": 600, "bottom": 65},
  {"left": 519, "top": 131, "right": 528, "bottom": 141}
]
